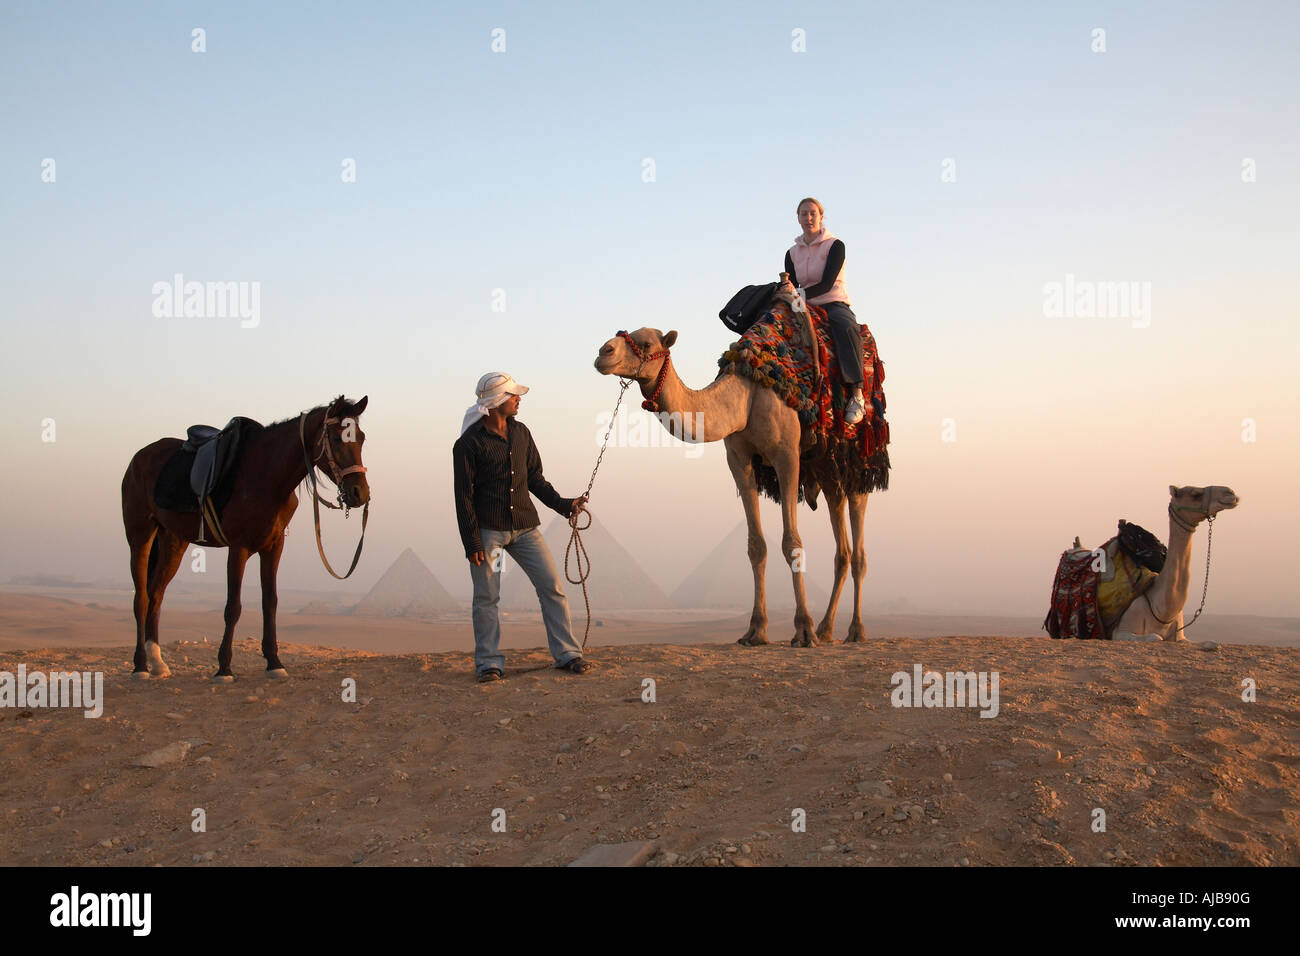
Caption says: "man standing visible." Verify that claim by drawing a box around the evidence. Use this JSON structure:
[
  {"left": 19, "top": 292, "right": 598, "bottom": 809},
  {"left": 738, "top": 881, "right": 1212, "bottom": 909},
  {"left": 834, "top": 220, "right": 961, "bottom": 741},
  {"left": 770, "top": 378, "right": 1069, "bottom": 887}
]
[{"left": 452, "top": 372, "right": 592, "bottom": 682}]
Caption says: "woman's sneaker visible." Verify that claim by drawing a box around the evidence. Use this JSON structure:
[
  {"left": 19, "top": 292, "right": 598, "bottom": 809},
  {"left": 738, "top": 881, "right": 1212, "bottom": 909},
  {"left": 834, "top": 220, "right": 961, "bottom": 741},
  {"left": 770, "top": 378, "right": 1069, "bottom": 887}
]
[{"left": 844, "top": 389, "right": 866, "bottom": 425}]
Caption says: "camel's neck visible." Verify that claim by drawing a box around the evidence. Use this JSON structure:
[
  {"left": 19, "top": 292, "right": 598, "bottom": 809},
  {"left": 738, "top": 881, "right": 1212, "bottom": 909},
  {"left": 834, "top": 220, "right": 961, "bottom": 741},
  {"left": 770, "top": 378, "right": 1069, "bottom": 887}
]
[
  {"left": 1145, "top": 508, "right": 1198, "bottom": 619},
  {"left": 637, "top": 358, "right": 751, "bottom": 442}
]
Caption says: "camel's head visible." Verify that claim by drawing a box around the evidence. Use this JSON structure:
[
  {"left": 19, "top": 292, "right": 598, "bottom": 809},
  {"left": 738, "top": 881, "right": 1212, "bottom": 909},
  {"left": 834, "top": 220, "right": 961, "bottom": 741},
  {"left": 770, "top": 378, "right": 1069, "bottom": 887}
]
[
  {"left": 1169, "top": 484, "right": 1239, "bottom": 523},
  {"left": 594, "top": 327, "right": 677, "bottom": 380}
]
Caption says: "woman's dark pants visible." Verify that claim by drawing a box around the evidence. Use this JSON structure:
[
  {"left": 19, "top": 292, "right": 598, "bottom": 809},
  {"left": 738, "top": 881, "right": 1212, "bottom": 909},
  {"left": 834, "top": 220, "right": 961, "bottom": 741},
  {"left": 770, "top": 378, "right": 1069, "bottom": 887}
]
[{"left": 822, "top": 302, "right": 864, "bottom": 386}]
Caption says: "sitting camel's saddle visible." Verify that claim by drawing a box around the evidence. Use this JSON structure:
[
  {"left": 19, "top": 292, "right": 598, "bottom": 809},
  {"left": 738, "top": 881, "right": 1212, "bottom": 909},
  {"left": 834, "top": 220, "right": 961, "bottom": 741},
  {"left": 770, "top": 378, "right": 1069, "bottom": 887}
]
[{"left": 153, "top": 416, "right": 262, "bottom": 544}]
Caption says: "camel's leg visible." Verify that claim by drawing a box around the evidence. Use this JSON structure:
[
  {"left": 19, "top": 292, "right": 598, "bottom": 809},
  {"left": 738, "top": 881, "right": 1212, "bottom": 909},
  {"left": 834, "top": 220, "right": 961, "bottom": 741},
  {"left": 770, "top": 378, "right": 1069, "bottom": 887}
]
[
  {"left": 143, "top": 528, "right": 187, "bottom": 677},
  {"left": 259, "top": 531, "right": 289, "bottom": 676},
  {"left": 127, "top": 523, "right": 158, "bottom": 677},
  {"left": 215, "top": 547, "right": 251, "bottom": 681},
  {"left": 725, "top": 438, "right": 769, "bottom": 646},
  {"left": 815, "top": 488, "right": 849, "bottom": 644},
  {"left": 844, "top": 492, "right": 870, "bottom": 643},
  {"left": 771, "top": 448, "right": 816, "bottom": 647}
]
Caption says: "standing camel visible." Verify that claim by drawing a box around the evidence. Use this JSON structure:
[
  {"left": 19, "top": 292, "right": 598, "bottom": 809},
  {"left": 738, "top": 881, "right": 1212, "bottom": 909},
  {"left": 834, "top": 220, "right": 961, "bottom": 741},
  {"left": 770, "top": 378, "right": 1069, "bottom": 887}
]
[
  {"left": 121, "top": 396, "right": 370, "bottom": 680},
  {"left": 595, "top": 327, "right": 883, "bottom": 646}
]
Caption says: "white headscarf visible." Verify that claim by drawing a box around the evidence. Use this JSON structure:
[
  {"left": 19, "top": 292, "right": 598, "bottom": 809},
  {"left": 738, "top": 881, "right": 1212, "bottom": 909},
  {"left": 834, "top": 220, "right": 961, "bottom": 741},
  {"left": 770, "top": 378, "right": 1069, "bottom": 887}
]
[{"left": 460, "top": 372, "right": 530, "bottom": 437}]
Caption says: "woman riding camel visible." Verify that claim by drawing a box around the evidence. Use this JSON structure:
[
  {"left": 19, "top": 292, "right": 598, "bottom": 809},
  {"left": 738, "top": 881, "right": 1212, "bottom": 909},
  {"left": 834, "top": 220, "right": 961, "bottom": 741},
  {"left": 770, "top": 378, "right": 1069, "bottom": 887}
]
[{"left": 781, "top": 197, "right": 866, "bottom": 424}]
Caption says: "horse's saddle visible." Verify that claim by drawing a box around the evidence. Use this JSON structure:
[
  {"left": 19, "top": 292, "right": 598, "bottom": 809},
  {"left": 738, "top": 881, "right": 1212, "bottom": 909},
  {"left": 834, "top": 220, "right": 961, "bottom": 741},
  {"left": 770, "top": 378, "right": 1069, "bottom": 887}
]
[{"left": 153, "top": 417, "right": 262, "bottom": 529}]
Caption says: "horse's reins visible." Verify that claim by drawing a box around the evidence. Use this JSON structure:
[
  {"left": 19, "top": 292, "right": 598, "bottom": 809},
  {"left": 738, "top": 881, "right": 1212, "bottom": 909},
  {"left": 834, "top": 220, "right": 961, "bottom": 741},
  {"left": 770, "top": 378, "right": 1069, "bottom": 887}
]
[
  {"left": 299, "top": 411, "right": 369, "bottom": 579},
  {"left": 1141, "top": 501, "right": 1215, "bottom": 633}
]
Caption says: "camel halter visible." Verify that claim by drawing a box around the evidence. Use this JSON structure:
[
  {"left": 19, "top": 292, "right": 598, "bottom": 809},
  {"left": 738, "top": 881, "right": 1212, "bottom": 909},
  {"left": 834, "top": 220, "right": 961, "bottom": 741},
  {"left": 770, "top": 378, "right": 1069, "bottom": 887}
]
[
  {"left": 616, "top": 330, "right": 671, "bottom": 412},
  {"left": 1142, "top": 502, "right": 1216, "bottom": 633},
  {"left": 299, "top": 410, "right": 369, "bottom": 579}
]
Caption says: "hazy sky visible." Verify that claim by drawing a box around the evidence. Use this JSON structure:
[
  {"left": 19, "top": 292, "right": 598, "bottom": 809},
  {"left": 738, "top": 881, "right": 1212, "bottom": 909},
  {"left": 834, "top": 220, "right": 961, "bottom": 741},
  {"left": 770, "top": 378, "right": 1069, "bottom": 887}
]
[{"left": 3, "top": 1, "right": 1297, "bottom": 618}]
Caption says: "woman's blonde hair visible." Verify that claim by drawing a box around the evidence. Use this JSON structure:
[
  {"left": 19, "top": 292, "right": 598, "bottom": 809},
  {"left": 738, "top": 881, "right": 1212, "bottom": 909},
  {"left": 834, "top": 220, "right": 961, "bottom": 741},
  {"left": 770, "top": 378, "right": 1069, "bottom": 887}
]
[{"left": 796, "top": 197, "right": 825, "bottom": 216}]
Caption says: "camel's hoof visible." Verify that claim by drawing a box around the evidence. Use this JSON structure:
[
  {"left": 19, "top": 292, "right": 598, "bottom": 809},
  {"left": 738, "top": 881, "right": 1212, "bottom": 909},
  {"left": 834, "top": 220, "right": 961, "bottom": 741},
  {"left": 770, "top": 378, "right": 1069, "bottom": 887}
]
[
  {"left": 736, "top": 635, "right": 769, "bottom": 647},
  {"left": 266, "top": 668, "right": 289, "bottom": 680},
  {"left": 130, "top": 670, "right": 150, "bottom": 681},
  {"left": 149, "top": 666, "right": 172, "bottom": 679},
  {"left": 212, "top": 674, "right": 235, "bottom": 684}
]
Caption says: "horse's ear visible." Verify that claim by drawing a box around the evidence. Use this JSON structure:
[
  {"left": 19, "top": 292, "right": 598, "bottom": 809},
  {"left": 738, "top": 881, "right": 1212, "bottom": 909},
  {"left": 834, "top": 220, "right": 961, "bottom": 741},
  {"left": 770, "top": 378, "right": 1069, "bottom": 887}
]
[
  {"left": 352, "top": 395, "right": 369, "bottom": 416},
  {"left": 662, "top": 330, "right": 678, "bottom": 349}
]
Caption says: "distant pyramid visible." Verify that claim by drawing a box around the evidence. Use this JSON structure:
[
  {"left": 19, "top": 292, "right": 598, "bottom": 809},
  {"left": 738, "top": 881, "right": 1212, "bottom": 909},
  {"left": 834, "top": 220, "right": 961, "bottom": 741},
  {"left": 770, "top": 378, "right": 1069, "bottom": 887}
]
[
  {"left": 352, "top": 547, "right": 459, "bottom": 618},
  {"left": 499, "top": 515, "right": 671, "bottom": 610},
  {"left": 671, "top": 521, "right": 831, "bottom": 611}
]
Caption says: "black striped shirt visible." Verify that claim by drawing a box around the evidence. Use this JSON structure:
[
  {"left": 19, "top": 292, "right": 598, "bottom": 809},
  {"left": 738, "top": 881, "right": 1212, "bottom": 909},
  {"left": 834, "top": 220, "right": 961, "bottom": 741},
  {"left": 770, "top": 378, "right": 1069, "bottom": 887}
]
[{"left": 452, "top": 417, "right": 575, "bottom": 558}]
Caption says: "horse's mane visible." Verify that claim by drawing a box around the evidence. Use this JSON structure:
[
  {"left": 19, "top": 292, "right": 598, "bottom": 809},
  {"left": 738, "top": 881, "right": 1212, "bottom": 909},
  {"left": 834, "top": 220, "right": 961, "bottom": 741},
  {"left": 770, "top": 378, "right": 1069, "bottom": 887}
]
[{"left": 265, "top": 395, "right": 351, "bottom": 432}]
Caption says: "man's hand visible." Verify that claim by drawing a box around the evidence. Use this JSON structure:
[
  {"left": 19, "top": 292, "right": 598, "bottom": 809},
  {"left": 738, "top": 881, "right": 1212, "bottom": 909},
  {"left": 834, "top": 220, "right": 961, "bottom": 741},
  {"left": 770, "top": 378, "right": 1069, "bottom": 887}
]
[
  {"left": 570, "top": 495, "right": 588, "bottom": 518},
  {"left": 469, "top": 550, "right": 485, "bottom": 565}
]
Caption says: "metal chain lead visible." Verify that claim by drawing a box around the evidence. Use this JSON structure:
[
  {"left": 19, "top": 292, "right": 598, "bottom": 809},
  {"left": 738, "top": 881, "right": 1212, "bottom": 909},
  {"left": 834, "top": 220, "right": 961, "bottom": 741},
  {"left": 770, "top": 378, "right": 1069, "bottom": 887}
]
[
  {"left": 1177, "top": 514, "right": 1214, "bottom": 632},
  {"left": 565, "top": 360, "right": 645, "bottom": 650}
]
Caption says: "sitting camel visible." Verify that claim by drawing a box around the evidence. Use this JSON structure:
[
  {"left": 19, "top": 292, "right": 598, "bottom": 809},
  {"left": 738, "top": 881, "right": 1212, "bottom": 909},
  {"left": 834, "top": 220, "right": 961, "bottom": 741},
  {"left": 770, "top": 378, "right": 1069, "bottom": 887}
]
[
  {"left": 1111, "top": 485, "right": 1239, "bottom": 641},
  {"left": 594, "top": 324, "right": 876, "bottom": 647},
  {"left": 1046, "top": 484, "right": 1239, "bottom": 643}
]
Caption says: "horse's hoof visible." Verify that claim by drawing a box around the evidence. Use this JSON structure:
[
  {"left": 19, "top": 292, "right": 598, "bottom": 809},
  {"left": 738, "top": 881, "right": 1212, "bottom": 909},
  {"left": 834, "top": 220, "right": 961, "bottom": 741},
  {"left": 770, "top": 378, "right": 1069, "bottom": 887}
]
[
  {"left": 266, "top": 668, "right": 289, "bottom": 680},
  {"left": 212, "top": 674, "right": 235, "bottom": 684},
  {"left": 131, "top": 671, "right": 150, "bottom": 681}
]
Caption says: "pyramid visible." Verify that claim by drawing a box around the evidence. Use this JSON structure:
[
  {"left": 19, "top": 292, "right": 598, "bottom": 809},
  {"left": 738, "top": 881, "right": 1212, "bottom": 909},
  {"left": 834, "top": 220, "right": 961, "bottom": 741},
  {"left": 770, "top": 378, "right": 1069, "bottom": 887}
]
[
  {"left": 499, "top": 515, "right": 671, "bottom": 610},
  {"left": 352, "top": 547, "right": 459, "bottom": 618},
  {"left": 671, "top": 521, "right": 831, "bottom": 611}
]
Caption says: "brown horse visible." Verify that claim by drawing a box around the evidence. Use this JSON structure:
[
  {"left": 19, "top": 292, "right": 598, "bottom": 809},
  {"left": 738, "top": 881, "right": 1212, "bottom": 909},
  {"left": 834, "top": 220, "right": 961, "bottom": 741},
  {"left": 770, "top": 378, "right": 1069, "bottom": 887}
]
[{"left": 121, "top": 395, "right": 370, "bottom": 681}]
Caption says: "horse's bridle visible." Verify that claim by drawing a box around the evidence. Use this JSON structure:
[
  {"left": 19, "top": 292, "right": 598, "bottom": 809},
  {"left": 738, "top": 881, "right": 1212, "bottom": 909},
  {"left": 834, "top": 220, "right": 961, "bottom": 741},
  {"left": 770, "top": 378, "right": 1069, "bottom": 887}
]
[
  {"left": 299, "top": 410, "right": 368, "bottom": 508},
  {"left": 297, "top": 407, "right": 369, "bottom": 580},
  {"left": 616, "top": 330, "right": 671, "bottom": 412}
]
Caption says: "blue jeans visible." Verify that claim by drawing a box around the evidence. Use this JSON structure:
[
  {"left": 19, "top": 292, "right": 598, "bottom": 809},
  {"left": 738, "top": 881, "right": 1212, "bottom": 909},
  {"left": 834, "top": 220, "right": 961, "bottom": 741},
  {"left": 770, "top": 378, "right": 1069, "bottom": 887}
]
[{"left": 470, "top": 526, "right": 584, "bottom": 674}]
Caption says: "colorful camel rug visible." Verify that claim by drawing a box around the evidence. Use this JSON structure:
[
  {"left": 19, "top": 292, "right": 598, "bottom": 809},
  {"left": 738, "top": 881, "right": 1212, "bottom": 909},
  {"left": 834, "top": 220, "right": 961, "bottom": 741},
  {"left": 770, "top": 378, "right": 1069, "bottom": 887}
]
[
  {"left": 1044, "top": 528, "right": 1161, "bottom": 640},
  {"left": 717, "top": 300, "right": 890, "bottom": 500}
]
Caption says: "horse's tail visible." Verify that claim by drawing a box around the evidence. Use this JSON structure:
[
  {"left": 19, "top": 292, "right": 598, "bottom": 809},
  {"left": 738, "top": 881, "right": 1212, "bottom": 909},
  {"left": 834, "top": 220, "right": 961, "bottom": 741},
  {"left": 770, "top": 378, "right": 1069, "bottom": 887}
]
[{"left": 146, "top": 526, "right": 160, "bottom": 584}]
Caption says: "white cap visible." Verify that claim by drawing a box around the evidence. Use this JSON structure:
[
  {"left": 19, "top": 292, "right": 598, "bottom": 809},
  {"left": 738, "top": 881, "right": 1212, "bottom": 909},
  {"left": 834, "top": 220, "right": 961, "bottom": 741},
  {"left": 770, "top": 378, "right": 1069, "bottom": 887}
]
[
  {"left": 475, "top": 372, "right": 529, "bottom": 400},
  {"left": 461, "top": 373, "right": 529, "bottom": 436}
]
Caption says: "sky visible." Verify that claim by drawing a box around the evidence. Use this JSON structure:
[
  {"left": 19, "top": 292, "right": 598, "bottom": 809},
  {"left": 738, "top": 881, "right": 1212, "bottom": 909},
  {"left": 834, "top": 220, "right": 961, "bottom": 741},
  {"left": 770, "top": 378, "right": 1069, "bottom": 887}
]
[{"left": 2, "top": 1, "right": 1297, "bottom": 619}]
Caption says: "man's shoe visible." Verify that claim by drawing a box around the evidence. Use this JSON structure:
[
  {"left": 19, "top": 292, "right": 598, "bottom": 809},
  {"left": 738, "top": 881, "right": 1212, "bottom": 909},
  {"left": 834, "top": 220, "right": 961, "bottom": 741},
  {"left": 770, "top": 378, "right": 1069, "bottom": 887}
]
[
  {"left": 844, "top": 390, "right": 866, "bottom": 425},
  {"left": 560, "top": 658, "right": 593, "bottom": 675},
  {"left": 477, "top": 668, "right": 504, "bottom": 683}
]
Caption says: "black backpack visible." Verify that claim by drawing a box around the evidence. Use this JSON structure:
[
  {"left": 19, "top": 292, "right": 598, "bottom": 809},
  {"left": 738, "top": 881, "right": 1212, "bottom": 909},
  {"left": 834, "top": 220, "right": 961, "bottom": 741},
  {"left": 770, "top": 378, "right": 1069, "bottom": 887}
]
[
  {"left": 1117, "top": 519, "right": 1167, "bottom": 573},
  {"left": 719, "top": 282, "right": 778, "bottom": 334}
]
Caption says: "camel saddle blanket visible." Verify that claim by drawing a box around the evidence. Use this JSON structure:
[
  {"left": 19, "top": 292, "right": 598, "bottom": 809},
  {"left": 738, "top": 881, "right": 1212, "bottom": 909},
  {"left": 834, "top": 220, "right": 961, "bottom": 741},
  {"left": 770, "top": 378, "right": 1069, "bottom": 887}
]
[
  {"left": 717, "top": 300, "right": 890, "bottom": 494},
  {"left": 1044, "top": 529, "right": 1161, "bottom": 640}
]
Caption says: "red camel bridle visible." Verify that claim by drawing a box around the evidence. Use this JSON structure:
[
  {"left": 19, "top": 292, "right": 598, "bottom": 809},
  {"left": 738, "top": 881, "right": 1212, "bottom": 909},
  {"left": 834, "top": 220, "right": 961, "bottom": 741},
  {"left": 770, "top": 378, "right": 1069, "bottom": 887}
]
[{"left": 616, "top": 330, "right": 671, "bottom": 412}]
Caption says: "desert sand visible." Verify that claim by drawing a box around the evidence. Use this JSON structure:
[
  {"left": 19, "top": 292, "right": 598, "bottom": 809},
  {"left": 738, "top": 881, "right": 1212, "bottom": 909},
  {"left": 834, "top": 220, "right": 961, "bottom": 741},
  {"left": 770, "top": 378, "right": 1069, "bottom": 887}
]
[{"left": 1, "top": 592, "right": 1297, "bottom": 867}]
